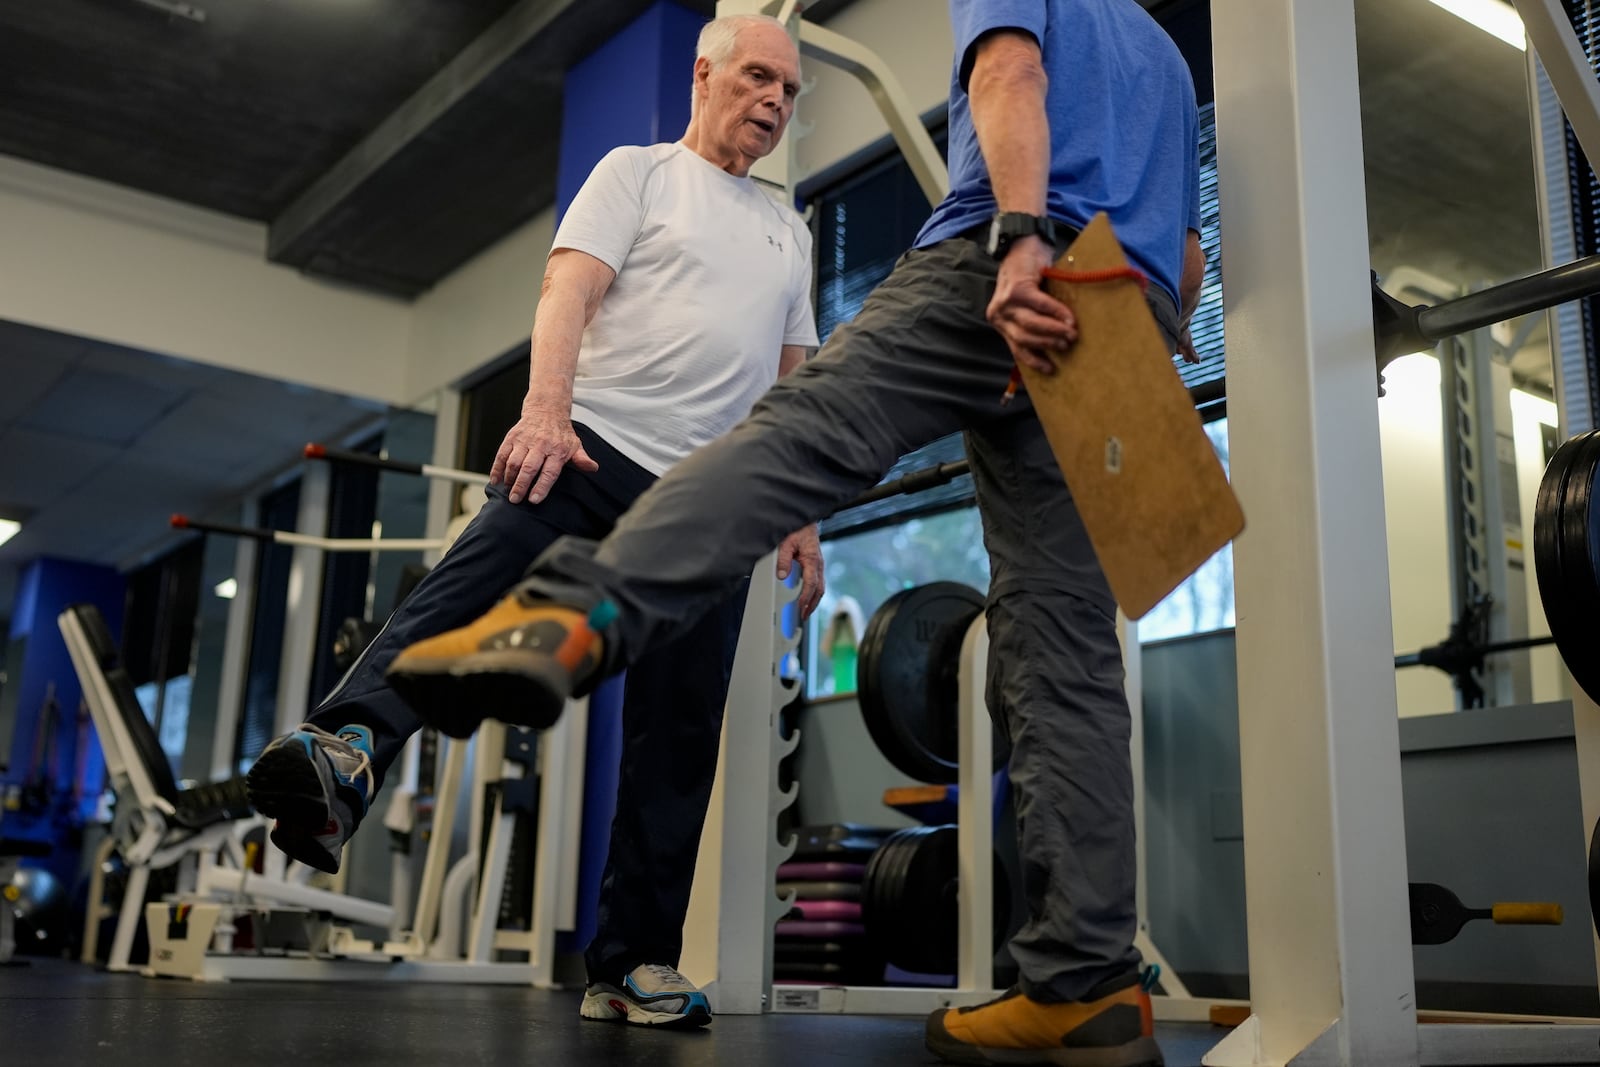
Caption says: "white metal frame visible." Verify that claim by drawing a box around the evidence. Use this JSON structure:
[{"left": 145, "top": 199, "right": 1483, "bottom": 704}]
[
  {"left": 1210, "top": 3, "right": 1418, "bottom": 1062},
  {"left": 274, "top": 461, "right": 330, "bottom": 743},
  {"left": 680, "top": 556, "right": 802, "bottom": 1013},
  {"left": 69, "top": 523, "right": 589, "bottom": 985},
  {"left": 210, "top": 497, "right": 260, "bottom": 781},
  {"left": 60, "top": 604, "right": 406, "bottom": 967},
  {"left": 763, "top": 616, "right": 1002, "bottom": 1016},
  {"left": 157, "top": 709, "right": 586, "bottom": 986}
]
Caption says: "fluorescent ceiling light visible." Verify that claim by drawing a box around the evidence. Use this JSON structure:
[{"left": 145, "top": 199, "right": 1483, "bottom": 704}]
[
  {"left": 214, "top": 578, "right": 238, "bottom": 600},
  {"left": 1427, "top": 0, "right": 1526, "bottom": 50},
  {"left": 0, "top": 519, "right": 18, "bottom": 548}
]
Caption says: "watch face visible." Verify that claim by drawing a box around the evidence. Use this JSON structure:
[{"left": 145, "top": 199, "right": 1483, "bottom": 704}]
[{"left": 986, "top": 217, "right": 1003, "bottom": 257}]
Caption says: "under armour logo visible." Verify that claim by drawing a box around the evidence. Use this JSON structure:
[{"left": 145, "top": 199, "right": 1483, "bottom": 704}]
[{"left": 767, "top": 235, "right": 784, "bottom": 252}]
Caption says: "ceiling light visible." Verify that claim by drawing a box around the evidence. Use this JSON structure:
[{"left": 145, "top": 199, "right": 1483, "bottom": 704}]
[
  {"left": 1427, "top": 0, "right": 1526, "bottom": 50},
  {"left": 0, "top": 519, "right": 18, "bottom": 548},
  {"left": 214, "top": 578, "right": 238, "bottom": 600}
]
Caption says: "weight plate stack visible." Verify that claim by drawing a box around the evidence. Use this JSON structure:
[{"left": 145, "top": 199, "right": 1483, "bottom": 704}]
[
  {"left": 857, "top": 583, "right": 1010, "bottom": 784},
  {"left": 860, "top": 824, "right": 1012, "bottom": 976},
  {"left": 774, "top": 826, "right": 892, "bottom": 985},
  {"left": 1535, "top": 431, "right": 1600, "bottom": 700}
]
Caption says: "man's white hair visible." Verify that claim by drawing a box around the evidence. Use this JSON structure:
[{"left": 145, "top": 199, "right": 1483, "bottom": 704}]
[{"left": 696, "top": 13, "right": 788, "bottom": 69}]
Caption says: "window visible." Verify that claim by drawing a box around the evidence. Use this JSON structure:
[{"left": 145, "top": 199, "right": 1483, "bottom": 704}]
[
  {"left": 811, "top": 129, "right": 973, "bottom": 540},
  {"left": 310, "top": 434, "right": 383, "bottom": 702},
  {"left": 235, "top": 479, "right": 301, "bottom": 773},
  {"left": 1136, "top": 103, "right": 1233, "bottom": 640},
  {"left": 122, "top": 537, "right": 204, "bottom": 774},
  {"left": 806, "top": 507, "right": 991, "bottom": 699},
  {"left": 1560, "top": 0, "right": 1600, "bottom": 425},
  {"left": 1136, "top": 417, "right": 1235, "bottom": 642}
]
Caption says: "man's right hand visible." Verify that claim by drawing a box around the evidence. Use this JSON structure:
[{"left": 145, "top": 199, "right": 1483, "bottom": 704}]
[
  {"left": 987, "top": 235, "right": 1077, "bottom": 374},
  {"left": 491, "top": 408, "right": 599, "bottom": 504}
]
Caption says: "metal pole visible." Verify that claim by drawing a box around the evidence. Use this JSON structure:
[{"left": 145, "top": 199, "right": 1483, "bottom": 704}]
[
  {"left": 1211, "top": 0, "right": 1417, "bottom": 1062},
  {"left": 1416, "top": 255, "right": 1600, "bottom": 342}
]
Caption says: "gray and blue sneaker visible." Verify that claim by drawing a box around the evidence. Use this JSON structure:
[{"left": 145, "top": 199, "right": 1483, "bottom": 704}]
[
  {"left": 245, "top": 724, "right": 375, "bottom": 875},
  {"left": 580, "top": 963, "right": 713, "bottom": 1028}
]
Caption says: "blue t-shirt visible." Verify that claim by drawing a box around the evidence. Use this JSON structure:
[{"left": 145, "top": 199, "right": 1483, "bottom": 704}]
[{"left": 916, "top": 0, "right": 1201, "bottom": 306}]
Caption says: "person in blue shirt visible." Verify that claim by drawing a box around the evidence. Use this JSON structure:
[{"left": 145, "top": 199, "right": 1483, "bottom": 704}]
[{"left": 389, "top": 2, "right": 1202, "bottom": 1063}]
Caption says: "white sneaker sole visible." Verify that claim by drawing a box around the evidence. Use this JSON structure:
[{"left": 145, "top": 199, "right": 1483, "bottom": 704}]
[{"left": 580, "top": 988, "right": 712, "bottom": 1027}]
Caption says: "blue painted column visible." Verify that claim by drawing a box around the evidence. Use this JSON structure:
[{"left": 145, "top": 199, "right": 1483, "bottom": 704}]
[
  {"left": 2, "top": 558, "right": 125, "bottom": 886},
  {"left": 555, "top": 1, "right": 701, "bottom": 220},
  {"left": 552, "top": 0, "right": 704, "bottom": 958}
]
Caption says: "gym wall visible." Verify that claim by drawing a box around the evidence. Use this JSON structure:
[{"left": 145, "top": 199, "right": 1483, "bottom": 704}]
[
  {"left": 791, "top": 0, "right": 953, "bottom": 183},
  {"left": 0, "top": 157, "right": 411, "bottom": 406}
]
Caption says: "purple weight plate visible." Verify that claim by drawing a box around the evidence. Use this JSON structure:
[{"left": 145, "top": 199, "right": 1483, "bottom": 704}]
[
  {"left": 775, "top": 862, "right": 867, "bottom": 882},
  {"left": 789, "top": 900, "right": 864, "bottom": 922}
]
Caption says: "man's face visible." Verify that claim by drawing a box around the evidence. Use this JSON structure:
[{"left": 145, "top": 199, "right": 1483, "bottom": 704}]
[{"left": 695, "top": 23, "right": 801, "bottom": 169}]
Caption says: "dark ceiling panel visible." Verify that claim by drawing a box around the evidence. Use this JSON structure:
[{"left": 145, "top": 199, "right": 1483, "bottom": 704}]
[
  {"left": 0, "top": 0, "right": 524, "bottom": 219},
  {"left": 284, "top": 65, "right": 565, "bottom": 296},
  {"left": 268, "top": 0, "right": 668, "bottom": 295},
  {"left": 22, "top": 366, "right": 190, "bottom": 446},
  {"left": 0, "top": 425, "right": 123, "bottom": 511},
  {"left": 0, "top": 327, "right": 82, "bottom": 427},
  {"left": 0, "top": 0, "right": 889, "bottom": 294}
]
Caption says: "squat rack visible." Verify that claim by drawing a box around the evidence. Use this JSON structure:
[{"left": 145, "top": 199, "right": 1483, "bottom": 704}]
[{"left": 687, "top": 3, "right": 1600, "bottom": 1065}]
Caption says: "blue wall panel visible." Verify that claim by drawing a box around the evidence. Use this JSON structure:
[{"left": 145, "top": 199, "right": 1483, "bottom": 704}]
[{"left": 553, "top": 0, "right": 704, "bottom": 959}]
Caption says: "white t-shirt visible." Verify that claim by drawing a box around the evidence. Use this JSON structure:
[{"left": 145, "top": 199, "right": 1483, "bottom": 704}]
[{"left": 554, "top": 142, "right": 820, "bottom": 476}]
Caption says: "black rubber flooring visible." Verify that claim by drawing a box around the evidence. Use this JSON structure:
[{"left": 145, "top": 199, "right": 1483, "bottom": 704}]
[{"left": 0, "top": 957, "right": 1228, "bottom": 1066}]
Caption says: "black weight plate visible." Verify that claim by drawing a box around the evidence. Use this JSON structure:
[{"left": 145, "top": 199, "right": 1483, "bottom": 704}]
[
  {"left": 1589, "top": 816, "right": 1600, "bottom": 940},
  {"left": 882, "top": 829, "right": 929, "bottom": 970},
  {"left": 864, "top": 824, "right": 1013, "bottom": 976},
  {"left": 1535, "top": 433, "right": 1589, "bottom": 690},
  {"left": 1545, "top": 432, "right": 1600, "bottom": 698},
  {"left": 775, "top": 940, "right": 869, "bottom": 961},
  {"left": 1533, "top": 434, "right": 1583, "bottom": 671},
  {"left": 862, "top": 828, "right": 920, "bottom": 962},
  {"left": 895, "top": 825, "right": 957, "bottom": 974},
  {"left": 1564, "top": 434, "right": 1600, "bottom": 698},
  {"left": 862, "top": 586, "right": 981, "bottom": 783},
  {"left": 858, "top": 583, "right": 1008, "bottom": 784},
  {"left": 859, "top": 832, "right": 901, "bottom": 943},
  {"left": 855, "top": 590, "right": 903, "bottom": 759},
  {"left": 1554, "top": 432, "right": 1600, "bottom": 593}
]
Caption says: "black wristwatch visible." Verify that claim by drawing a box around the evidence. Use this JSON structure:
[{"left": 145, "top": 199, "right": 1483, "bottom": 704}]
[{"left": 986, "top": 212, "right": 1059, "bottom": 260}]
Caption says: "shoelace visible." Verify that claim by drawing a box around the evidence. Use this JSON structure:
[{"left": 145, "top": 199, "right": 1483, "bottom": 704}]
[
  {"left": 640, "top": 963, "right": 691, "bottom": 988},
  {"left": 294, "top": 722, "right": 376, "bottom": 797}
]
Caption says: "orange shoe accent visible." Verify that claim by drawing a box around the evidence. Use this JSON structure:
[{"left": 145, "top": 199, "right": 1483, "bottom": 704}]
[
  {"left": 385, "top": 596, "right": 603, "bottom": 738},
  {"left": 926, "top": 980, "right": 1162, "bottom": 1066},
  {"left": 393, "top": 597, "right": 593, "bottom": 666}
]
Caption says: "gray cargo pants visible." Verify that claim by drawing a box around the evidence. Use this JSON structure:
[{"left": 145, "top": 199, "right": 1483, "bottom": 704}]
[{"left": 524, "top": 232, "right": 1180, "bottom": 1001}]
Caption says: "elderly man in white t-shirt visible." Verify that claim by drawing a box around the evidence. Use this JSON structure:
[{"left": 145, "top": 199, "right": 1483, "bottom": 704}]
[{"left": 244, "top": 14, "right": 818, "bottom": 1028}]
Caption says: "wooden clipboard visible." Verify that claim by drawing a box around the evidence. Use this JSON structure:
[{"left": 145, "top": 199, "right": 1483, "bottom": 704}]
[{"left": 1018, "top": 212, "right": 1244, "bottom": 620}]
